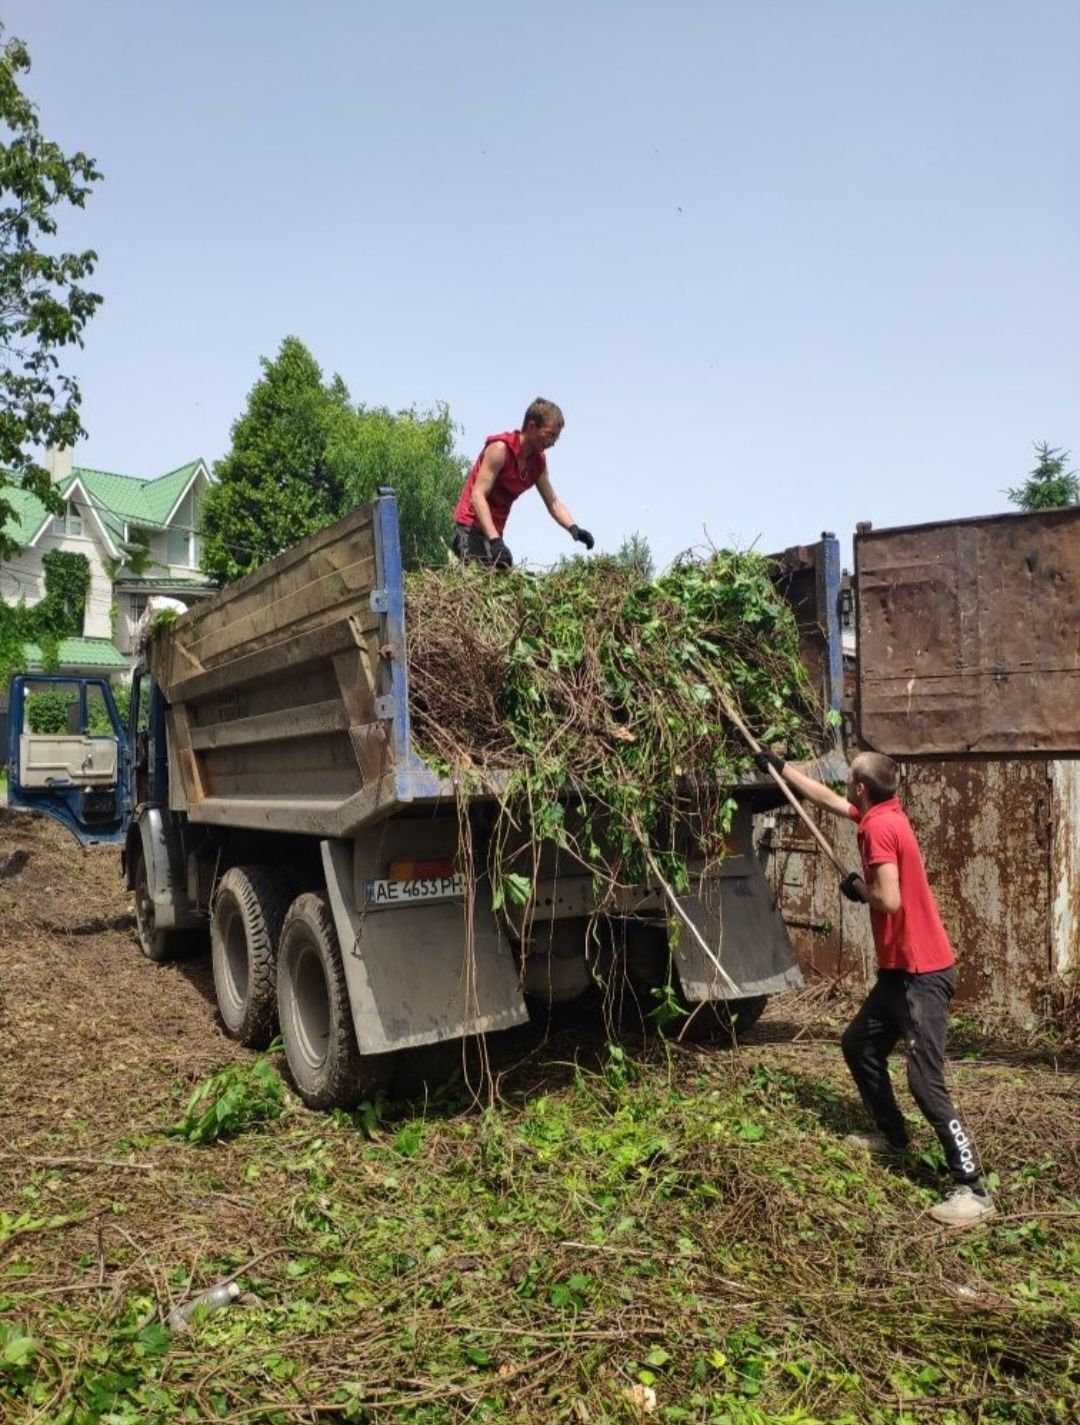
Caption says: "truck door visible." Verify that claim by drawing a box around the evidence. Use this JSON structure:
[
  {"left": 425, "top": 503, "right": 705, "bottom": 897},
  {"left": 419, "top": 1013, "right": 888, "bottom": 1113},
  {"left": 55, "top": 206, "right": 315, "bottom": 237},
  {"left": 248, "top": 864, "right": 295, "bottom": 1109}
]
[{"left": 7, "top": 674, "right": 130, "bottom": 845}]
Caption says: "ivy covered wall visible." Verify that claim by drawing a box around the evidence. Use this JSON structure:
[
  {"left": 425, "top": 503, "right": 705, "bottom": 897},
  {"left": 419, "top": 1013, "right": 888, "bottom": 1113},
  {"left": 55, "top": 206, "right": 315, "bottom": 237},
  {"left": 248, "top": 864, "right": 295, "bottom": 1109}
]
[{"left": 0, "top": 549, "right": 91, "bottom": 687}]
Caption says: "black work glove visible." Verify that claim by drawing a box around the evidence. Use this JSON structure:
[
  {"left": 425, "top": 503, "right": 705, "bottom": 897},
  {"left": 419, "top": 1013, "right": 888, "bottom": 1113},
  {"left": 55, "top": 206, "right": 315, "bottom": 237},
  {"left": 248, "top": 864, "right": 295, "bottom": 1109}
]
[
  {"left": 753, "top": 749, "right": 786, "bottom": 776},
  {"left": 487, "top": 537, "right": 513, "bottom": 569},
  {"left": 569, "top": 525, "right": 595, "bottom": 550},
  {"left": 839, "top": 872, "right": 865, "bottom": 903}
]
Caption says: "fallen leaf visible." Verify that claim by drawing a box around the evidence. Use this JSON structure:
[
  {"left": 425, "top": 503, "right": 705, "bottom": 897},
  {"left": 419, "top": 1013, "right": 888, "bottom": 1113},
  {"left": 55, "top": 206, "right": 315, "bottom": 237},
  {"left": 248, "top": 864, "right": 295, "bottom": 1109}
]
[{"left": 623, "top": 1383, "right": 657, "bottom": 1415}]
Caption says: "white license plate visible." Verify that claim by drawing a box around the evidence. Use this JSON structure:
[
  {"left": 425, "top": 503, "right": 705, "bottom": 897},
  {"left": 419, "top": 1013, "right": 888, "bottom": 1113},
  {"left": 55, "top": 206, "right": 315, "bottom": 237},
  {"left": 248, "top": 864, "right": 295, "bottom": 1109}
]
[{"left": 365, "top": 875, "right": 465, "bottom": 907}]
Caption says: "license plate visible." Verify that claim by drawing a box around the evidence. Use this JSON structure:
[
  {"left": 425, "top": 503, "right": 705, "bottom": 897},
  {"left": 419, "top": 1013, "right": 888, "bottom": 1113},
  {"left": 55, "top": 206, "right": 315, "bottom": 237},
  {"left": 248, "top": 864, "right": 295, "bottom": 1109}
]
[{"left": 365, "top": 875, "right": 465, "bottom": 907}]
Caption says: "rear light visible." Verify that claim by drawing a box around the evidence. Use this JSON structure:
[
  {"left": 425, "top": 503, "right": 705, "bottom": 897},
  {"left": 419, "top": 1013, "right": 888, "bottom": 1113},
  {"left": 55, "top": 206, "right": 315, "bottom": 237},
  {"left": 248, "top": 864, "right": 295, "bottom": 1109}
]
[{"left": 387, "top": 859, "right": 456, "bottom": 882}]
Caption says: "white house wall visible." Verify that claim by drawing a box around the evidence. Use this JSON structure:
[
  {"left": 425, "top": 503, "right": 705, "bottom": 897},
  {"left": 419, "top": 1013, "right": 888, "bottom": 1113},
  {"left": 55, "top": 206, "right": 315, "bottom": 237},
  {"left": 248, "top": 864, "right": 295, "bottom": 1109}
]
[{"left": 3, "top": 527, "right": 114, "bottom": 640}]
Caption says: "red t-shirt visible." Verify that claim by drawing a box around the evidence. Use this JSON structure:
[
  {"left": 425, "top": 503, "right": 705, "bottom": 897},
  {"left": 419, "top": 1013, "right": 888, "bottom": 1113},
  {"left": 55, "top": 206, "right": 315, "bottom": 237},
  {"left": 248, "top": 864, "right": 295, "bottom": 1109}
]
[
  {"left": 452, "top": 430, "right": 547, "bottom": 535},
  {"left": 846, "top": 798, "right": 955, "bottom": 973}
]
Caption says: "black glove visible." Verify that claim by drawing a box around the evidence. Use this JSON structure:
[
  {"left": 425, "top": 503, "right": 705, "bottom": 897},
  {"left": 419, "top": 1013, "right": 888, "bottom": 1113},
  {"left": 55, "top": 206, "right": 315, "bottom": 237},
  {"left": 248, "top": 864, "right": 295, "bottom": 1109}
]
[
  {"left": 569, "top": 525, "right": 595, "bottom": 550},
  {"left": 487, "top": 537, "right": 513, "bottom": 569},
  {"left": 839, "top": 872, "right": 864, "bottom": 903},
  {"left": 753, "top": 749, "right": 785, "bottom": 776}
]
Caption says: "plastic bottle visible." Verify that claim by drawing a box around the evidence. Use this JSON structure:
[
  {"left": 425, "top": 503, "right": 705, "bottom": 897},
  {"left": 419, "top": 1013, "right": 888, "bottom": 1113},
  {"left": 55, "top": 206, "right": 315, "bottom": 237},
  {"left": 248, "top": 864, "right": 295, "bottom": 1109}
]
[{"left": 167, "top": 1279, "right": 241, "bottom": 1331}]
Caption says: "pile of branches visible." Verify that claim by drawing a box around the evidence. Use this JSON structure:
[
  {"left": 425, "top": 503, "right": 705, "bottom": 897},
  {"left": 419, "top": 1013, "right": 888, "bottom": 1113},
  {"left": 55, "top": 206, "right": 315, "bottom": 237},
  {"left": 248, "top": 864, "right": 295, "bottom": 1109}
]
[{"left": 406, "top": 551, "right": 830, "bottom": 898}]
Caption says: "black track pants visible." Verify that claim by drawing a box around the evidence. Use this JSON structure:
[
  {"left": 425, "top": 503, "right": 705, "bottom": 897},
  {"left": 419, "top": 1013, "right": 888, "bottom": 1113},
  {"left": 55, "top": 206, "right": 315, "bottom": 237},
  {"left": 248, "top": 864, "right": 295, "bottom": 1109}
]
[
  {"left": 841, "top": 967, "right": 983, "bottom": 1184},
  {"left": 452, "top": 524, "right": 500, "bottom": 563}
]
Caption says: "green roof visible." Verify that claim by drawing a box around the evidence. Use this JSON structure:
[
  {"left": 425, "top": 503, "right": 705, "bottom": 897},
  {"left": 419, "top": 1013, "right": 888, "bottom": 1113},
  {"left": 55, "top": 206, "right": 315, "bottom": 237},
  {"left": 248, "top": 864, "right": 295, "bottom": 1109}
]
[
  {"left": 1, "top": 484, "right": 51, "bottom": 545},
  {"left": 1, "top": 458, "right": 208, "bottom": 550},
  {"left": 112, "top": 574, "right": 217, "bottom": 591},
  {"left": 22, "top": 637, "right": 130, "bottom": 670}
]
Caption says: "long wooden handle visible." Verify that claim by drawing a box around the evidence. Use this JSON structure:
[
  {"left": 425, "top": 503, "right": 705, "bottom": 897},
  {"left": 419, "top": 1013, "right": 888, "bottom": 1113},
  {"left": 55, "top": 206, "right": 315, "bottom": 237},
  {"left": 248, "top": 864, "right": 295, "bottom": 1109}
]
[{"left": 717, "top": 691, "right": 849, "bottom": 875}]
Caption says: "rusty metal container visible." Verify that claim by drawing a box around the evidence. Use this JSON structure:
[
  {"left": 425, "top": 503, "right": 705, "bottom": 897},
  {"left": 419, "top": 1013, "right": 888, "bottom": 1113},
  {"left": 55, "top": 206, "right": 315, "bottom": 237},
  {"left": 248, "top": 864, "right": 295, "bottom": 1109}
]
[
  {"left": 762, "top": 510, "right": 1080, "bottom": 1021},
  {"left": 855, "top": 506, "right": 1080, "bottom": 757}
]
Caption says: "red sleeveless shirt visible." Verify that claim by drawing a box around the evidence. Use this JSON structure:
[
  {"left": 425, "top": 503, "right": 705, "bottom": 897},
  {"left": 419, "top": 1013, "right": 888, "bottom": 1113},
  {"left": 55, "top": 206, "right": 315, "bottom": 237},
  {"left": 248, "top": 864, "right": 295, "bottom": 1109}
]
[{"left": 452, "top": 430, "right": 547, "bottom": 535}]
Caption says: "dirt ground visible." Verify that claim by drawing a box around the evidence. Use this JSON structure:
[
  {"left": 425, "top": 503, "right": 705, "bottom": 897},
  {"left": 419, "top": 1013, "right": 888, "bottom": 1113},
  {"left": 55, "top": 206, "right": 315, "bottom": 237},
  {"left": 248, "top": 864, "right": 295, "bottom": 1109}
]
[{"left": 0, "top": 806, "right": 241, "bottom": 1155}]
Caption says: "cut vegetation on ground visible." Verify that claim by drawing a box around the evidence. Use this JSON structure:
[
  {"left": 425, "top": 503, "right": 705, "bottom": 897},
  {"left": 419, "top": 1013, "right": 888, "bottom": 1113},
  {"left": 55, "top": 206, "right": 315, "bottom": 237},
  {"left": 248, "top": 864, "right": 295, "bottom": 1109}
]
[{"left": 0, "top": 807, "right": 1078, "bottom": 1425}]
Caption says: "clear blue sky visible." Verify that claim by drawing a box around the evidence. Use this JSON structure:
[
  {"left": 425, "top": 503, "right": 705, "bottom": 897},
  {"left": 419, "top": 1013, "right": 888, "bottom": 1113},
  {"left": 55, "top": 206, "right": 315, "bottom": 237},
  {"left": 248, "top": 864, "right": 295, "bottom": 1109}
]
[{"left": 5, "top": 0, "right": 1078, "bottom": 567}]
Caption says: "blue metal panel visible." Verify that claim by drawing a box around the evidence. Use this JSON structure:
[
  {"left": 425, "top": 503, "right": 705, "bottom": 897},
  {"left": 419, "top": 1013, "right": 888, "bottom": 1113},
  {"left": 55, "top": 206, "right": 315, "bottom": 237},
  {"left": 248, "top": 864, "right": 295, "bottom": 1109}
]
[
  {"left": 370, "top": 488, "right": 443, "bottom": 801},
  {"left": 815, "top": 533, "right": 845, "bottom": 726},
  {"left": 6, "top": 674, "right": 131, "bottom": 845}
]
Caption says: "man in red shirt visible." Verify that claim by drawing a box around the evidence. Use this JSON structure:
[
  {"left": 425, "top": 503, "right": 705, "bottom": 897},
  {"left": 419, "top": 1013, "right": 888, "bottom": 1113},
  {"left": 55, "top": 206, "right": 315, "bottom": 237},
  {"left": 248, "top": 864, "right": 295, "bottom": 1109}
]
[
  {"left": 756, "top": 747, "right": 994, "bottom": 1226},
  {"left": 452, "top": 398, "right": 594, "bottom": 568}
]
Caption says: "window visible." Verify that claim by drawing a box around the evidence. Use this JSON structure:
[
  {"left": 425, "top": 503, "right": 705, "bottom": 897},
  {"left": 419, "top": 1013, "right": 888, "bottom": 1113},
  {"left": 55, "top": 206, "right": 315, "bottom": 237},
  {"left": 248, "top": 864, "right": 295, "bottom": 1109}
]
[
  {"left": 166, "top": 526, "right": 189, "bottom": 567},
  {"left": 51, "top": 501, "right": 84, "bottom": 538},
  {"left": 128, "top": 594, "right": 148, "bottom": 623}
]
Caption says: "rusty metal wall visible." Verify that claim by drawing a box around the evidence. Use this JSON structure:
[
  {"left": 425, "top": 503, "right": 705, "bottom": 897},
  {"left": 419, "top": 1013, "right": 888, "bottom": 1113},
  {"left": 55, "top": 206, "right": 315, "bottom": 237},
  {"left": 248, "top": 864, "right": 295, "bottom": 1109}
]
[
  {"left": 762, "top": 757, "right": 1077, "bottom": 1020},
  {"left": 899, "top": 759, "right": 1052, "bottom": 1018},
  {"left": 757, "top": 804, "right": 876, "bottom": 990},
  {"left": 763, "top": 513, "right": 1079, "bottom": 1021},
  {"left": 855, "top": 507, "right": 1080, "bottom": 756},
  {"left": 1051, "top": 760, "right": 1080, "bottom": 982}
]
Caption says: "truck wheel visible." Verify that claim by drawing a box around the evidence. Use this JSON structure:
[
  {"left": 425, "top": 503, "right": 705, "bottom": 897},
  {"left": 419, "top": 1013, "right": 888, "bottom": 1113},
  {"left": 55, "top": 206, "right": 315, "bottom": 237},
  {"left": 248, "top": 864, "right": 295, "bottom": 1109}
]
[
  {"left": 133, "top": 847, "right": 184, "bottom": 962},
  {"left": 678, "top": 994, "right": 769, "bottom": 1043},
  {"left": 277, "top": 892, "right": 390, "bottom": 1110},
  {"left": 211, "top": 866, "right": 291, "bottom": 1048}
]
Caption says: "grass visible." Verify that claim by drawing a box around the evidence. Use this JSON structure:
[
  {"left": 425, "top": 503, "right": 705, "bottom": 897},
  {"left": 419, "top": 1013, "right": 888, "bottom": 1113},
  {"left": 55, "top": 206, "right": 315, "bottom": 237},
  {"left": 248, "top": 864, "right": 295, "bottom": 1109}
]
[
  {"left": 1, "top": 1025, "right": 1077, "bottom": 1425},
  {"left": 1, "top": 806, "right": 1076, "bottom": 1424}
]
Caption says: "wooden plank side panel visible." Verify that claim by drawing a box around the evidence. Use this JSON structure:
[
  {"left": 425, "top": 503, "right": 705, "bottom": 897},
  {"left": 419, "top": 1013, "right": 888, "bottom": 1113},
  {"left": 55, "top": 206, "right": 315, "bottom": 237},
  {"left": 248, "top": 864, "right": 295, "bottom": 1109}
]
[
  {"left": 160, "top": 614, "right": 376, "bottom": 705},
  {"left": 184, "top": 772, "right": 401, "bottom": 838},
  {"left": 162, "top": 505, "right": 377, "bottom": 671},
  {"left": 168, "top": 704, "right": 208, "bottom": 807},
  {"left": 188, "top": 699, "right": 351, "bottom": 751},
  {"left": 857, "top": 508, "right": 1080, "bottom": 755},
  {"left": 189, "top": 550, "right": 378, "bottom": 669},
  {"left": 179, "top": 505, "right": 375, "bottom": 635},
  {"left": 199, "top": 734, "right": 364, "bottom": 801},
  {"left": 158, "top": 501, "right": 400, "bottom": 836}
]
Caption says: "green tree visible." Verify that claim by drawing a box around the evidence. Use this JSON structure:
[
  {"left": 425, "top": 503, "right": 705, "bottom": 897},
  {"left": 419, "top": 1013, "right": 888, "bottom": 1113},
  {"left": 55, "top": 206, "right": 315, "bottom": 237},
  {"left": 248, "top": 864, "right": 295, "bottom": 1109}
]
[
  {"left": 615, "top": 532, "right": 655, "bottom": 581},
  {"left": 200, "top": 337, "right": 352, "bottom": 581},
  {"left": 1005, "top": 442, "right": 1079, "bottom": 512},
  {"left": 333, "top": 403, "right": 466, "bottom": 568},
  {"left": 202, "top": 337, "right": 467, "bottom": 581},
  {"left": 0, "top": 27, "right": 103, "bottom": 559}
]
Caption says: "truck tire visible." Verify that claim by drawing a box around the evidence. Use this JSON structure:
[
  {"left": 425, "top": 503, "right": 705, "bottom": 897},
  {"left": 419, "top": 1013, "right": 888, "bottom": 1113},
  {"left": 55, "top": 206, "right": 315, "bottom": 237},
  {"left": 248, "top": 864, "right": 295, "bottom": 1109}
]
[
  {"left": 678, "top": 994, "right": 769, "bottom": 1043},
  {"left": 133, "top": 847, "right": 188, "bottom": 962},
  {"left": 211, "top": 866, "right": 291, "bottom": 1048},
  {"left": 616, "top": 920, "right": 768, "bottom": 1041},
  {"left": 276, "top": 892, "right": 391, "bottom": 1110}
]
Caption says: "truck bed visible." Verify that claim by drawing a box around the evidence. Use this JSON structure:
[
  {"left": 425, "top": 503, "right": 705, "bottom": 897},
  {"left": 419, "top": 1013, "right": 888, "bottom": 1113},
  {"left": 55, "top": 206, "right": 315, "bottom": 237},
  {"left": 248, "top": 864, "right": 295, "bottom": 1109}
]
[{"left": 151, "top": 491, "right": 440, "bottom": 836}]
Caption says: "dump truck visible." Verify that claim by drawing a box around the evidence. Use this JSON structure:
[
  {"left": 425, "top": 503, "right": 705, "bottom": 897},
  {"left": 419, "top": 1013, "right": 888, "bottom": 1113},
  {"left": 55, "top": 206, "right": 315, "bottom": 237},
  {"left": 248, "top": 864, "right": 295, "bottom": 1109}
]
[{"left": 7, "top": 491, "right": 839, "bottom": 1108}]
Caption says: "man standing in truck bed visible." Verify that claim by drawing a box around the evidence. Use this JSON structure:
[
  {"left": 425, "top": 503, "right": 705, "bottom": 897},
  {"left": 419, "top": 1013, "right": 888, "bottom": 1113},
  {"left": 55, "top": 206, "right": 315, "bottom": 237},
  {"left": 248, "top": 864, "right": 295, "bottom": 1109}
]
[
  {"left": 452, "top": 398, "right": 594, "bottom": 567},
  {"left": 756, "top": 747, "right": 995, "bottom": 1227}
]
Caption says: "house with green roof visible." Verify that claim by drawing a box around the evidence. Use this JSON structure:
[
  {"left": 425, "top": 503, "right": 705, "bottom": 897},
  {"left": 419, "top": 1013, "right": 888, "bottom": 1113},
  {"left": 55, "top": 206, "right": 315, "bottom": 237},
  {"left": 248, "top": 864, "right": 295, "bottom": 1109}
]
[{"left": 1, "top": 448, "right": 217, "bottom": 674}]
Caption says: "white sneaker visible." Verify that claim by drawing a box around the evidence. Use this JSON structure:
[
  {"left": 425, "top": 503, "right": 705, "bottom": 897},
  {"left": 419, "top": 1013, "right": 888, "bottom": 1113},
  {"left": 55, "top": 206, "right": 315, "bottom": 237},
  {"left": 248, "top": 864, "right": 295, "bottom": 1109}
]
[
  {"left": 843, "top": 1130, "right": 906, "bottom": 1156},
  {"left": 929, "top": 1185, "right": 996, "bottom": 1226}
]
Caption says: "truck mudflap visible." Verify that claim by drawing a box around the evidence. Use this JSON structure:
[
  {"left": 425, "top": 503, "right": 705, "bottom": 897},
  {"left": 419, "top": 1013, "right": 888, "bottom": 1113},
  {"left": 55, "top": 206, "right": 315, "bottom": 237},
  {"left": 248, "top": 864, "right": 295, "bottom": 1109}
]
[
  {"left": 320, "top": 839, "right": 529, "bottom": 1054},
  {"left": 669, "top": 865, "right": 804, "bottom": 1000}
]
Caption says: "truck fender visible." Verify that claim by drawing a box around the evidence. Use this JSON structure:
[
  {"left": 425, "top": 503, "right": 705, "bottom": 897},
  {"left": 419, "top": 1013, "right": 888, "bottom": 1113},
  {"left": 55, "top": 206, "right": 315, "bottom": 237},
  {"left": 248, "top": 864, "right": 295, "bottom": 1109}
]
[{"left": 125, "top": 807, "right": 201, "bottom": 931}]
